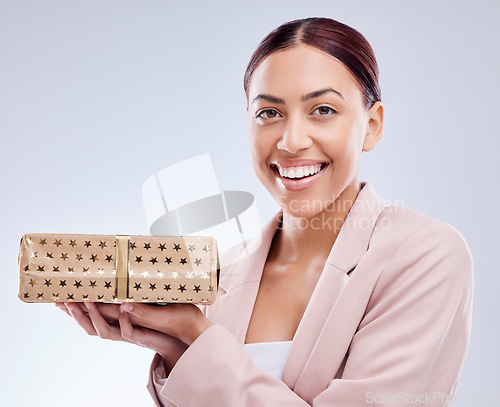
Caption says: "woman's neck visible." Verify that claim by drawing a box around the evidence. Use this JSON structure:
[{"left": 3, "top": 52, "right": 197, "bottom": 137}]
[{"left": 269, "top": 182, "right": 362, "bottom": 265}]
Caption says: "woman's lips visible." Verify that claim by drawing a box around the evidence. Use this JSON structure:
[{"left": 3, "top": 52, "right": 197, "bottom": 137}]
[{"left": 271, "top": 163, "right": 329, "bottom": 191}]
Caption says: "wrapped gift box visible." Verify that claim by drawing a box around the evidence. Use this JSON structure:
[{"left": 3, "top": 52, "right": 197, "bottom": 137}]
[{"left": 18, "top": 234, "right": 219, "bottom": 304}]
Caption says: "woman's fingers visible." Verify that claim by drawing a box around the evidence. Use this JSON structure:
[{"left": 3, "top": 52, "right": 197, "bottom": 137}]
[
  {"left": 84, "top": 302, "right": 125, "bottom": 341},
  {"left": 118, "top": 310, "right": 189, "bottom": 369},
  {"left": 55, "top": 302, "right": 70, "bottom": 316},
  {"left": 119, "top": 302, "right": 211, "bottom": 345},
  {"left": 65, "top": 302, "right": 98, "bottom": 336}
]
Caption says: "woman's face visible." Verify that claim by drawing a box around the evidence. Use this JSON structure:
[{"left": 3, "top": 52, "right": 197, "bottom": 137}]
[{"left": 246, "top": 44, "right": 382, "bottom": 219}]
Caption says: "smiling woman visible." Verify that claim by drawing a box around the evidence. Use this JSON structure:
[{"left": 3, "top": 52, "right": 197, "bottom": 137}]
[{"left": 58, "top": 17, "right": 473, "bottom": 407}]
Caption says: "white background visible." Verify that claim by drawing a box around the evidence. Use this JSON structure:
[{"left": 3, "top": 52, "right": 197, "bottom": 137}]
[{"left": 1, "top": 1, "right": 499, "bottom": 406}]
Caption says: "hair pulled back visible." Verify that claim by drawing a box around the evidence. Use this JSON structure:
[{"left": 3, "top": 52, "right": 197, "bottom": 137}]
[{"left": 244, "top": 17, "right": 381, "bottom": 109}]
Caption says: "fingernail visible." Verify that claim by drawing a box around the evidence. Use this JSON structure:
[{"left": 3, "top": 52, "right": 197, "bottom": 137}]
[
  {"left": 121, "top": 303, "right": 133, "bottom": 312},
  {"left": 84, "top": 302, "right": 90, "bottom": 309}
]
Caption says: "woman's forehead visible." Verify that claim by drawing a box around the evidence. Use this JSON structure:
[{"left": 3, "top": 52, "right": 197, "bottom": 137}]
[{"left": 248, "top": 44, "right": 361, "bottom": 101}]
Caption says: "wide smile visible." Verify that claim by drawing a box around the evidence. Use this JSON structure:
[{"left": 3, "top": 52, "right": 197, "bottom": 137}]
[{"left": 270, "top": 162, "right": 329, "bottom": 192}]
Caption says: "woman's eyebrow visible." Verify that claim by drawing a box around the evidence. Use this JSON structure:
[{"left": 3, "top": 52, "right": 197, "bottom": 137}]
[
  {"left": 251, "top": 94, "right": 285, "bottom": 105},
  {"left": 251, "top": 88, "right": 344, "bottom": 105},
  {"left": 301, "top": 87, "right": 344, "bottom": 102}
]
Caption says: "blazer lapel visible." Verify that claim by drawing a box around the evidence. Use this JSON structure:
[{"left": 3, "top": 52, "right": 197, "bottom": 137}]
[
  {"left": 283, "top": 182, "right": 388, "bottom": 397},
  {"left": 206, "top": 181, "right": 387, "bottom": 395},
  {"left": 205, "top": 212, "right": 281, "bottom": 343}
]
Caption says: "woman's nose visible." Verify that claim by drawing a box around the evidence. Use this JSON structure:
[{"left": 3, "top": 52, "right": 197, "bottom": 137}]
[{"left": 277, "top": 118, "right": 313, "bottom": 153}]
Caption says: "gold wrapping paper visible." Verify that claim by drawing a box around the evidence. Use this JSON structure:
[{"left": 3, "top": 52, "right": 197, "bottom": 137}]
[{"left": 18, "top": 234, "right": 219, "bottom": 304}]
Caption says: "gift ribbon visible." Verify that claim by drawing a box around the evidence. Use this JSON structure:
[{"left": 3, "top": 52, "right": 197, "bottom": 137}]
[{"left": 115, "top": 235, "right": 130, "bottom": 301}]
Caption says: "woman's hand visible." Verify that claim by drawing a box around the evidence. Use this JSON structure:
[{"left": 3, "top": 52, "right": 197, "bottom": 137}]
[{"left": 55, "top": 301, "right": 212, "bottom": 371}]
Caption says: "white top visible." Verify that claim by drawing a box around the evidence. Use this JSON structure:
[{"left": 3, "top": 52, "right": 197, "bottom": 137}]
[
  {"left": 156, "top": 340, "right": 293, "bottom": 385},
  {"left": 243, "top": 341, "right": 293, "bottom": 380}
]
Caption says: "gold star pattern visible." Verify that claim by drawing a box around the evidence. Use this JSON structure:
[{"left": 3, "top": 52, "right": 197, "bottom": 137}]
[
  {"left": 66, "top": 293, "right": 74, "bottom": 300},
  {"left": 22, "top": 235, "right": 216, "bottom": 304},
  {"left": 37, "top": 293, "right": 44, "bottom": 299}
]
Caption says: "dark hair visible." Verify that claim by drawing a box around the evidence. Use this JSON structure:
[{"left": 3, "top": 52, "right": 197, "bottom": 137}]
[{"left": 244, "top": 17, "right": 381, "bottom": 109}]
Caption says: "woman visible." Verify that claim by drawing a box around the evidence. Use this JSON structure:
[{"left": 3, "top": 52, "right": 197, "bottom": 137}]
[{"left": 57, "top": 17, "right": 474, "bottom": 406}]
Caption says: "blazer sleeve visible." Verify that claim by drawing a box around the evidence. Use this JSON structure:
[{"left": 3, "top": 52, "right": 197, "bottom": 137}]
[{"left": 146, "top": 221, "right": 474, "bottom": 407}]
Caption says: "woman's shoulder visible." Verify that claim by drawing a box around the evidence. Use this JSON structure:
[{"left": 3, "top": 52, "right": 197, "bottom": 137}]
[
  {"left": 370, "top": 203, "right": 473, "bottom": 282},
  {"left": 374, "top": 203, "right": 469, "bottom": 248}
]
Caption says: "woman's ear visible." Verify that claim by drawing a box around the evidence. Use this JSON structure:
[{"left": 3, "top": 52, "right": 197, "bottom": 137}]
[{"left": 362, "top": 101, "right": 384, "bottom": 152}]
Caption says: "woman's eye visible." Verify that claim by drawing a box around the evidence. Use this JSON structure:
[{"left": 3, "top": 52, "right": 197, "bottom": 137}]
[
  {"left": 312, "top": 106, "right": 336, "bottom": 116},
  {"left": 256, "top": 109, "right": 281, "bottom": 119}
]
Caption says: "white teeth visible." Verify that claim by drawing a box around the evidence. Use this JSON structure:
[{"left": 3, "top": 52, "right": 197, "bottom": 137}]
[{"left": 278, "top": 164, "right": 324, "bottom": 179}]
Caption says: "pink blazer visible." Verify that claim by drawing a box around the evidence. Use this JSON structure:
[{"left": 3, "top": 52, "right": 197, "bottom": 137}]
[{"left": 146, "top": 181, "right": 474, "bottom": 407}]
